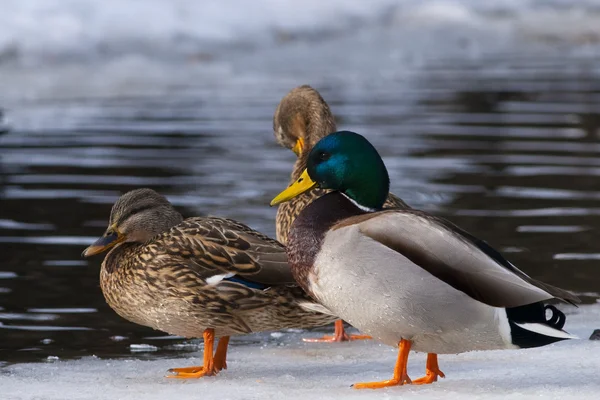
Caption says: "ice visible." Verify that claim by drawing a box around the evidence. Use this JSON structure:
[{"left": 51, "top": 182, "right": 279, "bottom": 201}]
[
  {"left": 0, "top": 219, "right": 54, "bottom": 231},
  {"left": 1, "top": 303, "right": 599, "bottom": 400},
  {"left": 41, "top": 260, "right": 88, "bottom": 267},
  {"left": 0, "top": 322, "right": 91, "bottom": 331},
  {"left": 0, "top": 236, "right": 100, "bottom": 246},
  {"left": 0, "top": 312, "right": 58, "bottom": 322},
  {"left": 129, "top": 344, "right": 159, "bottom": 353},
  {"left": 27, "top": 308, "right": 98, "bottom": 314},
  {"left": 163, "top": 343, "right": 202, "bottom": 351},
  {"left": 516, "top": 225, "right": 589, "bottom": 233},
  {"left": 554, "top": 253, "right": 600, "bottom": 260}
]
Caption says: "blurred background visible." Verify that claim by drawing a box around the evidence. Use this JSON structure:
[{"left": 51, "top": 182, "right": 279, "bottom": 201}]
[{"left": 1, "top": 0, "right": 599, "bottom": 366}]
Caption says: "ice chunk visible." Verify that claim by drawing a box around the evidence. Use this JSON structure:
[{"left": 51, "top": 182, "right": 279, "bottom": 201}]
[{"left": 129, "top": 344, "right": 158, "bottom": 353}]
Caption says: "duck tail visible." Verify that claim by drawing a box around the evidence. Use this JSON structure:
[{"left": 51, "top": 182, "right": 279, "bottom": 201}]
[{"left": 506, "top": 303, "right": 577, "bottom": 348}]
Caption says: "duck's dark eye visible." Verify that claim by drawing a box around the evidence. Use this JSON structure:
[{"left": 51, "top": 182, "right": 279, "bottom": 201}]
[{"left": 318, "top": 152, "right": 330, "bottom": 161}]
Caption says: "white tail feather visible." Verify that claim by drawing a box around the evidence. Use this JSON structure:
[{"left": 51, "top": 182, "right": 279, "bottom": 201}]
[{"left": 514, "top": 322, "right": 579, "bottom": 340}]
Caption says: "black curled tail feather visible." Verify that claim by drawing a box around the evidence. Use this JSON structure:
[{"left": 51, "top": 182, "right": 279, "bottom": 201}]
[
  {"left": 506, "top": 302, "right": 571, "bottom": 349},
  {"left": 545, "top": 305, "right": 566, "bottom": 330}
]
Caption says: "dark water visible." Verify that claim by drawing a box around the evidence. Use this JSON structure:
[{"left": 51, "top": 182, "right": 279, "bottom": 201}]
[{"left": 1, "top": 55, "right": 599, "bottom": 365}]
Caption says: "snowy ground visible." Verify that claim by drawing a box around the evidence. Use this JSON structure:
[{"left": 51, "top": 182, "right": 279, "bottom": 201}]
[{"left": 2, "top": 303, "right": 599, "bottom": 400}]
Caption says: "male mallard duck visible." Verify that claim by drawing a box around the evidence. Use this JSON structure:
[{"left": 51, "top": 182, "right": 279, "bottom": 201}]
[
  {"left": 271, "top": 131, "right": 579, "bottom": 389},
  {"left": 273, "top": 85, "right": 409, "bottom": 342},
  {"left": 82, "top": 188, "right": 336, "bottom": 379}
]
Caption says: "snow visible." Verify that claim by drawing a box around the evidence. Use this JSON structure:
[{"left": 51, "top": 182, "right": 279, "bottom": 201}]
[
  {"left": 2, "top": 303, "right": 599, "bottom": 400},
  {"left": 2, "top": 0, "right": 600, "bottom": 102},
  {"left": 0, "top": 0, "right": 395, "bottom": 59},
  {"left": 1, "top": 0, "right": 600, "bottom": 63}
]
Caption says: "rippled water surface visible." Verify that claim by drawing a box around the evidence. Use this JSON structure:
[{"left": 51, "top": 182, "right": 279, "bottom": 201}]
[{"left": 1, "top": 54, "right": 600, "bottom": 364}]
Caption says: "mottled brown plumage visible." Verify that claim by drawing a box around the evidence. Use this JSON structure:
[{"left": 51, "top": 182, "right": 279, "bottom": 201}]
[
  {"left": 273, "top": 85, "right": 410, "bottom": 245},
  {"left": 83, "top": 189, "right": 336, "bottom": 377}
]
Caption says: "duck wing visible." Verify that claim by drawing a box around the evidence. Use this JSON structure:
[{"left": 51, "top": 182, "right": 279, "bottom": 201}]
[
  {"left": 151, "top": 216, "right": 293, "bottom": 287},
  {"left": 336, "top": 210, "right": 579, "bottom": 308}
]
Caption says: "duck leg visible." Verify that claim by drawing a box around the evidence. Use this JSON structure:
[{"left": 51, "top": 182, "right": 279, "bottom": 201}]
[
  {"left": 353, "top": 339, "right": 412, "bottom": 389},
  {"left": 213, "top": 335, "right": 230, "bottom": 371},
  {"left": 412, "top": 353, "right": 445, "bottom": 384},
  {"left": 167, "top": 329, "right": 227, "bottom": 379},
  {"left": 303, "top": 320, "right": 372, "bottom": 343}
]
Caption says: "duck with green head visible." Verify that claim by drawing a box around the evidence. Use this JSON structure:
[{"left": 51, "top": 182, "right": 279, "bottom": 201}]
[
  {"left": 273, "top": 85, "right": 409, "bottom": 342},
  {"left": 271, "top": 131, "right": 579, "bottom": 389}
]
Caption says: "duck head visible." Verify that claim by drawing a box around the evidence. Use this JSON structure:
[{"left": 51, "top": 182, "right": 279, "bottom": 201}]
[
  {"left": 82, "top": 188, "right": 183, "bottom": 257},
  {"left": 271, "top": 130, "right": 390, "bottom": 211},
  {"left": 273, "top": 85, "right": 336, "bottom": 157}
]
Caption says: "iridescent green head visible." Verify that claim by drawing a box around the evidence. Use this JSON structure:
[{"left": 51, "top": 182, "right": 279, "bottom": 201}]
[{"left": 271, "top": 130, "right": 390, "bottom": 210}]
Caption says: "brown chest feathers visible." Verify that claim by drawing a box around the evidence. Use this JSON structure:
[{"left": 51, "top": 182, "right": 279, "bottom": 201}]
[{"left": 285, "top": 192, "right": 370, "bottom": 296}]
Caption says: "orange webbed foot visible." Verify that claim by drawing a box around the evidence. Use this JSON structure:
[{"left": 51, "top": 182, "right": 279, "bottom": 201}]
[
  {"left": 165, "top": 330, "right": 230, "bottom": 379},
  {"left": 303, "top": 333, "right": 372, "bottom": 343},
  {"left": 412, "top": 370, "right": 444, "bottom": 385},
  {"left": 353, "top": 374, "right": 412, "bottom": 389},
  {"left": 168, "top": 366, "right": 204, "bottom": 374},
  {"left": 303, "top": 320, "right": 372, "bottom": 343},
  {"left": 353, "top": 339, "right": 412, "bottom": 390},
  {"left": 167, "top": 365, "right": 218, "bottom": 379},
  {"left": 412, "top": 353, "right": 445, "bottom": 385},
  {"left": 214, "top": 359, "right": 228, "bottom": 371}
]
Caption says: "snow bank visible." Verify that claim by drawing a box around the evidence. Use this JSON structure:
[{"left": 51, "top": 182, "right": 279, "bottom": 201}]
[
  {"left": 3, "top": 0, "right": 600, "bottom": 101},
  {"left": 2, "top": 0, "right": 600, "bottom": 63},
  {"left": 2, "top": 303, "right": 599, "bottom": 400}
]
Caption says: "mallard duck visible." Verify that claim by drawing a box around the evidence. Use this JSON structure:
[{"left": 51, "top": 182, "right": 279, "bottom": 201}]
[
  {"left": 82, "top": 188, "right": 336, "bottom": 379},
  {"left": 271, "top": 131, "right": 579, "bottom": 389},
  {"left": 273, "top": 85, "right": 409, "bottom": 342}
]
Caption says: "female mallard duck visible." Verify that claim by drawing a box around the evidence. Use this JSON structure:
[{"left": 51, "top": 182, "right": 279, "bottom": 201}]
[
  {"left": 82, "top": 188, "right": 336, "bottom": 379},
  {"left": 271, "top": 131, "right": 579, "bottom": 389},
  {"left": 273, "top": 85, "right": 409, "bottom": 342}
]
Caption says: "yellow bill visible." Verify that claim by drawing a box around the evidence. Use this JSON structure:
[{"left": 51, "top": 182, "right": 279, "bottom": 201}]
[
  {"left": 270, "top": 169, "right": 317, "bottom": 206},
  {"left": 292, "top": 137, "right": 305, "bottom": 156},
  {"left": 82, "top": 226, "right": 124, "bottom": 257}
]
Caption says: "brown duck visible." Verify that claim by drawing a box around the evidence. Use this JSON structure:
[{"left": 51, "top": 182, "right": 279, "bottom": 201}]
[{"left": 82, "top": 188, "right": 336, "bottom": 379}]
